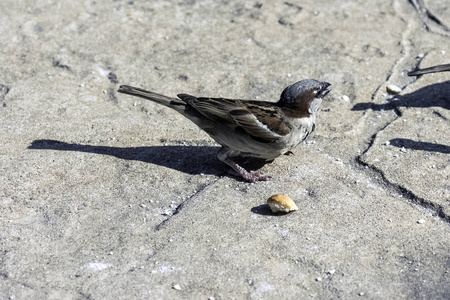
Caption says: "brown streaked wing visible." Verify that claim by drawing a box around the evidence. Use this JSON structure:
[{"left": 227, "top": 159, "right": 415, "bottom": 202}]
[
  {"left": 177, "top": 94, "right": 243, "bottom": 127},
  {"left": 243, "top": 102, "right": 292, "bottom": 136},
  {"left": 229, "top": 108, "right": 284, "bottom": 142}
]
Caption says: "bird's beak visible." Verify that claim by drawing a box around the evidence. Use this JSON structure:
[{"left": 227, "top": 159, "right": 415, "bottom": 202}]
[{"left": 318, "top": 82, "right": 331, "bottom": 98}]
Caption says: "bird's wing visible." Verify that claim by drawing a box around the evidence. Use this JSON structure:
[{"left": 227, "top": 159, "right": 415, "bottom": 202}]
[
  {"left": 177, "top": 94, "right": 291, "bottom": 142},
  {"left": 177, "top": 94, "right": 238, "bottom": 127},
  {"left": 231, "top": 101, "right": 292, "bottom": 141}
]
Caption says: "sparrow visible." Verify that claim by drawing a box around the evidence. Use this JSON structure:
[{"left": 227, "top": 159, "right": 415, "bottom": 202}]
[
  {"left": 408, "top": 63, "right": 450, "bottom": 76},
  {"left": 117, "top": 79, "right": 331, "bottom": 182}
]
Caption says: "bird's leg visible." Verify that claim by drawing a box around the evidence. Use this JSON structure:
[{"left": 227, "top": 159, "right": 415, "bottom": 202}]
[{"left": 217, "top": 147, "right": 271, "bottom": 182}]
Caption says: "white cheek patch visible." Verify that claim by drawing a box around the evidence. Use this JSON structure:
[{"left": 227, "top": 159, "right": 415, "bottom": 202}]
[{"left": 310, "top": 98, "right": 322, "bottom": 114}]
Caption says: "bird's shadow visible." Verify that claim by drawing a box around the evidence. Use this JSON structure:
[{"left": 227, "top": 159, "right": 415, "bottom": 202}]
[
  {"left": 351, "top": 81, "right": 450, "bottom": 111},
  {"left": 28, "top": 139, "right": 270, "bottom": 178}
]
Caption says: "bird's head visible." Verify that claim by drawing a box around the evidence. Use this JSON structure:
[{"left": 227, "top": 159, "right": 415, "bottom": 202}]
[{"left": 278, "top": 79, "right": 331, "bottom": 118}]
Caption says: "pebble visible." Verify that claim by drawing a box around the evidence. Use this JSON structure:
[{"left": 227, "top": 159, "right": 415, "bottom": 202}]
[
  {"left": 172, "top": 284, "right": 182, "bottom": 290},
  {"left": 386, "top": 84, "right": 402, "bottom": 95},
  {"left": 417, "top": 219, "right": 425, "bottom": 224},
  {"left": 327, "top": 269, "right": 336, "bottom": 275},
  {"left": 342, "top": 95, "right": 350, "bottom": 102}
]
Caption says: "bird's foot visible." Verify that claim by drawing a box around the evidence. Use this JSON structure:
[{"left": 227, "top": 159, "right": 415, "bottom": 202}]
[
  {"left": 218, "top": 148, "right": 271, "bottom": 182},
  {"left": 228, "top": 167, "right": 271, "bottom": 183}
]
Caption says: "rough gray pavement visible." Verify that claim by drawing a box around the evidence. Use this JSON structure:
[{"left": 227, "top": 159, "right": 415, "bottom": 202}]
[{"left": 1, "top": 1, "right": 449, "bottom": 299}]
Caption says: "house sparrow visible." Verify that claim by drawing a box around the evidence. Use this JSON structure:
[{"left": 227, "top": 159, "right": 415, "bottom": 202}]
[
  {"left": 408, "top": 63, "right": 450, "bottom": 76},
  {"left": 117, "top": 79, "right": 331, "bottom": 182}
]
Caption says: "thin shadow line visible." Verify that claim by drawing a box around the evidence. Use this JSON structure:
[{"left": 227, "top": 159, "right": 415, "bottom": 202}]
[{"left": 389, "top": 138, "right": 450, "bottom": 154}]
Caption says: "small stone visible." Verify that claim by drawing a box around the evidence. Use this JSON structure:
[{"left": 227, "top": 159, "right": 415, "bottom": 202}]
[
  {"left": 384, "top": 141, "right": 390, "bottom": 146},
  {"left": 359, "top": 292, "right": 365, "bottom": 296},
  {"left": 342, "top": 95, "right": 350, "bottom": 102},
  {"left": 387, "top": 84, "right": 402, "bottom": 95},
  {"left": 315, "top": 277, "right": 322, "bottom": 282},
  {"left": 172, "top": 284, "right": 181, "bottom": 290},
  {"left": 417, "top": 219, "right": 425, "bottom": 224},
  {"left": 327, "top": 269, "right": 336, "bottom": 275}
]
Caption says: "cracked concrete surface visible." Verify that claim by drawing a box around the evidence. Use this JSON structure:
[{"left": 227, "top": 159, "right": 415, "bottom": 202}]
[{"left": 1, "top": 0, "right": 449, "bottom": 299}]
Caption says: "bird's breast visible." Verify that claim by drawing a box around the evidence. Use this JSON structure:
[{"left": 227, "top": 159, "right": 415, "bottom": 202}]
[{"left": 281, "top": 116, "right": 315, "bottom": 147}]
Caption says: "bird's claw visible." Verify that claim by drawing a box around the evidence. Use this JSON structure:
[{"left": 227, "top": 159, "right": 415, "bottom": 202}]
[{"left": 228, "top": 169, "right": 271, "bottom": 183}]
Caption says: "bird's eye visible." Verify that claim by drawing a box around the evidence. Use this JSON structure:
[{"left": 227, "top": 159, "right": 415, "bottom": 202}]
[{"left": 313, "top": 89, "right": 319, "bottom": 95}]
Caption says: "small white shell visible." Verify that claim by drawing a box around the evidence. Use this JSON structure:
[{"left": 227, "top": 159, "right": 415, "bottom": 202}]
[{"left": 386, "top": 84, "right": 402, "bottom": 95}]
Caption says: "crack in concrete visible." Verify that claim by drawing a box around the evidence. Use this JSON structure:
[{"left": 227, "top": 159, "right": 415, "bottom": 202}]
[
  {"left": 154, "top": 178, "right": 220, "bottom": 231},
  {"left": 408, "top": 0, "right": 450, "bottom": 36},
  {"left": 433, "top": 110, "right": 450, "bottom": 122},
  {"left": 354, "top": 3, "right": 450, "bottom": 224},
  {"left": 409, "top": 52, "right": 428, "bottom": 71},
  {"left": 359, "top": 115, "right": 399, "bottom": 157},
  {"left": 360, "top": 1, "right": 446, "bottom": 155},
  {"left": 355, "top": 108, "right": 450, "bottom": 223},
  {"left": 0, "top": 84, "right": 10, "bottom": 101},
  {"left": 371, "top": 1, "right": 413, "bottom": 103},
  {"left": 355, "top": 156, "right": 450, "bottom": 224}
]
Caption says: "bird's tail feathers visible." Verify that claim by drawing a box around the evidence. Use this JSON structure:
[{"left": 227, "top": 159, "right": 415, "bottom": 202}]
[{"left": 117, "top": 85, "right": 185, "bottom": 108}]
